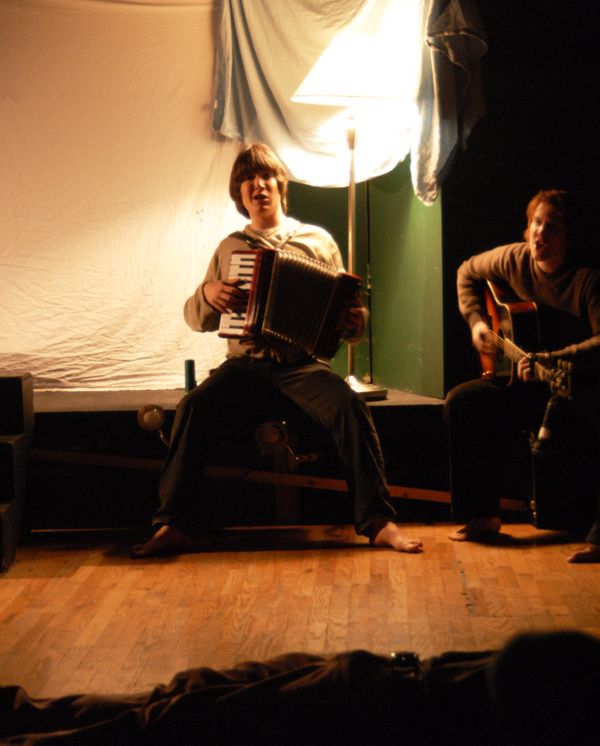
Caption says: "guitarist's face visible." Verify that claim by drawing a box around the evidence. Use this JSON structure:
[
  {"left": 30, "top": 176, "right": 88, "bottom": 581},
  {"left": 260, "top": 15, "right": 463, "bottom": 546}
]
[{"left": 527, "top": 203, "right": 568, "bottom": 273}]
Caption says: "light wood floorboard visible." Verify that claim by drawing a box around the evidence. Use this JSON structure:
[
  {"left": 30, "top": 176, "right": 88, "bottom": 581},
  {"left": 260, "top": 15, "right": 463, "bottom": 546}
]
[{"left": 0, "top": 523, "right": 598, "bottom": 698}]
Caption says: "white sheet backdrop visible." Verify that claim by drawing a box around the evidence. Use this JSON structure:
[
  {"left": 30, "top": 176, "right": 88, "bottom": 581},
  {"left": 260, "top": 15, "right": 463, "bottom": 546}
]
[
  {"left": 1, "top": 0, "right": 243, "bottom": 390},
  {"left": 0, "top": 0, "right": 485, "bottom": 391}
]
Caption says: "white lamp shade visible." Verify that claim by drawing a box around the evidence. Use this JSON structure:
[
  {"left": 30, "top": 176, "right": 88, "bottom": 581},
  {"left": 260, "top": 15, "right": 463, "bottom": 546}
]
[{"left": 292, "top": 32, "right": 406, "bottom": 107}]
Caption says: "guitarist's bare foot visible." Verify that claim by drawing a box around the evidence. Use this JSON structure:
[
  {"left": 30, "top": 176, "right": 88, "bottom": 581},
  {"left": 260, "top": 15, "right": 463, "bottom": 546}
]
[
  {"left": 131, "top": 524, "right": 193, "bottom": 558},
  {"left": 448, "top": 517, "right": 502, "bottom": 542},
  {"left": 371, "top": 522, "right": 423, "bottom": 553},
  {"left": 567, "top": 544, "right": 600, "bottom": 563}
]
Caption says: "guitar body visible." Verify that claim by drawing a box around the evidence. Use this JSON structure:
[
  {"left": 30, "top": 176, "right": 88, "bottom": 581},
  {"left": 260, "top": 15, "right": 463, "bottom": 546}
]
[{"left": 481, "top": 280, "right": 541, "bottom": 384}]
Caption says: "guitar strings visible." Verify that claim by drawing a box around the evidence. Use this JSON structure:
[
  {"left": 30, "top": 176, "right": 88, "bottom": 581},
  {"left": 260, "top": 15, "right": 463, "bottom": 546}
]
[
  {"left": 485, "top": 310, "right": 571, "bottom": 395},
  {"left": 487, "top": 329, "right": 563, "bottom": 388},
  {"left": 488, "top": 329, "right": 523, "bottom": 362}
]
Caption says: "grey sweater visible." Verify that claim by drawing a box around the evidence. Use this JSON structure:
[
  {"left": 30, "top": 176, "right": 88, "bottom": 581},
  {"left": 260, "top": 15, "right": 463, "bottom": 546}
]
[{"left": 457, "top": 242, "right": 600, "bottom": 370}]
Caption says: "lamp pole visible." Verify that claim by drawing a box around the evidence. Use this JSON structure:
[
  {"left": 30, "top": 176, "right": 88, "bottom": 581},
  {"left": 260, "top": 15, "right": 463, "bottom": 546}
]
[
  {"left": 346, "top": 118, "right": 357, "bottom": 381},
  {"left": 344, "top": 116, "right": 387, "bottom": 400}
]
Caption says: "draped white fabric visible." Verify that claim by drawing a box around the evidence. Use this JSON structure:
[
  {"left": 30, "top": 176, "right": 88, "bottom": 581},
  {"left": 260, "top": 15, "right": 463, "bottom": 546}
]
[
  {"left": 214, "top": 0, "right": 420, "bottom": 188},
  {"left": 412, "top": 0, "right": 487, "bottom": 204},
  {"left": 214, "top": 0, "right": 487, "bottom": 201},
  {"left": 0, "top": 0, "right": 485, "bottom": 391}
]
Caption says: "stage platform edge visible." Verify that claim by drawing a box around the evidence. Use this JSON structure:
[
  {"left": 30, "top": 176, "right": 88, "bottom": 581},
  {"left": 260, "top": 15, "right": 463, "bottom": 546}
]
[{"left": 27, "top": 388, "right": 467, "bottom": 531}]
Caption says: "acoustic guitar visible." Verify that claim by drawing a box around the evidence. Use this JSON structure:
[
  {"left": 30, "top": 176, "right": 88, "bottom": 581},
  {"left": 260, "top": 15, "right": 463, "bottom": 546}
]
[{"left": 480, "top": 280, "right": 572, "bottom": 398}]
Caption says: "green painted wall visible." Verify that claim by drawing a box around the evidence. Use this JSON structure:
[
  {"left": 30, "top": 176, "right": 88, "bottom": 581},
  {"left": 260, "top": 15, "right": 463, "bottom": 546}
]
[
  {"left": 368, "top": 159, "right": 443, "bottom": 397},
  {"left": 288, "top": 157, "right": 443, "bottom": 398}
]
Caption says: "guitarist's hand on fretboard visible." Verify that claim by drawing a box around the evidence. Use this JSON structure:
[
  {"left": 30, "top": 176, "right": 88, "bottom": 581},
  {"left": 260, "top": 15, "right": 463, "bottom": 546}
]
[
  {"left": 517, "top": 353, "right": 536, "bottom": 382},
  {"left": 478, "top": 280, "right": 573, "bottom": 397},
  {"left": 517, "top": 351, "right": 572, "bottom": 397}
]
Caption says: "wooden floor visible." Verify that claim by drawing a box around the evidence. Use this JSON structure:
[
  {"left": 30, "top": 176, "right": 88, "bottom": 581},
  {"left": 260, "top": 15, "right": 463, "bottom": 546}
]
[{"left": 0, "top": 522, "right": 599, "bottom": 699}]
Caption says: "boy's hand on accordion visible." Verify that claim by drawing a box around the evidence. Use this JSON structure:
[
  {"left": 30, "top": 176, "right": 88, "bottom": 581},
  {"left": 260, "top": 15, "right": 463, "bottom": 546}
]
[
  {"left": 203, "top": 279, "right": 249, "bottom": 314},
  {"left": 338, "top": 298, "right": 367, "bottom": 343}
]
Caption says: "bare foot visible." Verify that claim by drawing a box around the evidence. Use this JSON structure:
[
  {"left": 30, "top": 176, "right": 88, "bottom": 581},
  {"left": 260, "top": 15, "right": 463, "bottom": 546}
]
[
  {"left": 567, "top": 544, "right": 600, "bottom": 563},
  {"left": 370, "top": 522, "right": 423, "bottom": 553},
  {"left": 448, "top": 517, "right": 502, "bottom": 542},
  {"left": 131, "top": 524, "right": 193, "bottom": 558}
]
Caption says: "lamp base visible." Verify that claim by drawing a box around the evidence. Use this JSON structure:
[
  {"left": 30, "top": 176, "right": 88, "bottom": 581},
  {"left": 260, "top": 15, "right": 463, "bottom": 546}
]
[{"left": 346, "top": 375, "right": 388, "bottom": 401}]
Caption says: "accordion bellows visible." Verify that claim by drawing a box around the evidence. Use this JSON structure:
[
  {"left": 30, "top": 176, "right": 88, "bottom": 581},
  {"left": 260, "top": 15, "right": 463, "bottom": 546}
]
[{"left": 219, "top": 248, "right": 361, "bottom": 359}]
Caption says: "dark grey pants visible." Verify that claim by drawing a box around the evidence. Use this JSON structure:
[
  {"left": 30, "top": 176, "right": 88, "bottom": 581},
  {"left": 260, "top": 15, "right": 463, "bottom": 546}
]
[
  {"left": 444, "top": 377, "right": 600, "bottom": 543},
  {"left": 154, "top": 356, "right": 395, "bottom": 537}
]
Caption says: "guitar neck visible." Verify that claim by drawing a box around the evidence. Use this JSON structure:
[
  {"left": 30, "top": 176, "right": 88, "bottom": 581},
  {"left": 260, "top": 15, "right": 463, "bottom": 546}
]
[
  {"left": 498, "top": 336, "right": 524, "bottom": 365},
  {"left": 494, "top": 336, "right": 554, "bottom": 386}
]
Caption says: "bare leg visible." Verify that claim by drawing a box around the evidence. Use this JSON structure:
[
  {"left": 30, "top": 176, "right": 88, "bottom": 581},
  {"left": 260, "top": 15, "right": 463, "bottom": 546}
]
[
  {"left": 131, "top": 524, "right": 193, "bottom": 558},
  {"left": 370, "top": 522, "right": 423, "bottom": 553},
  {"left": 567, "top": 543, "right": 600, "bottom": 563},
  {"left": 448, "top": 516, "right": 502, "bottom": 542}
]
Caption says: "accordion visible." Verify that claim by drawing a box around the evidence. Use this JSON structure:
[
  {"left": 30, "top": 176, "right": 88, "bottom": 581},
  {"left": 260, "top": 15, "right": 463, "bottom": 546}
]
[{"left": 218, "top": 248, "right": 361, "bottom": 359}]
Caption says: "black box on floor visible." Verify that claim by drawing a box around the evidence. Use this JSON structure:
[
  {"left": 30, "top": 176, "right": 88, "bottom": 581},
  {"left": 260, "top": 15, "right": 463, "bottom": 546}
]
[
  {"left": 0, "top": 500, "right": 23, "bottom": 573},
  {"left": 0, "top": 434, "right": 29, "bottom": 572},
  {"left": 530, "top": 397, "right": 599, "bottom": 532},
  {"left": 0, "top": 372, "right": 34, "bottom": 436},
  {"left": 0, "top": 435, "right": 28, "bottom": 503}
]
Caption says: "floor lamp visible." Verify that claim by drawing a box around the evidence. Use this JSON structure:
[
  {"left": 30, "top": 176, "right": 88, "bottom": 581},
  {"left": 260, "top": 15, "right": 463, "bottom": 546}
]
[{"left": 292, "top": 36, "right": 398, "bottom": 400}]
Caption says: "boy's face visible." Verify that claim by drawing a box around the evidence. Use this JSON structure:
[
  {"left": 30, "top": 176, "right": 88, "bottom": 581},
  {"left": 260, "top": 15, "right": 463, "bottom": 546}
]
[{"left": 240, "top": 169, "right": 282, "bottom": 225}]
